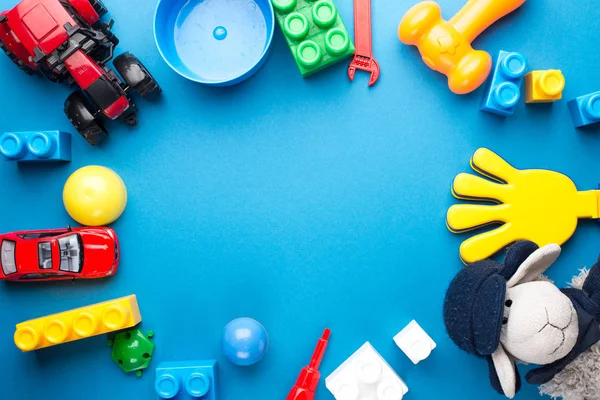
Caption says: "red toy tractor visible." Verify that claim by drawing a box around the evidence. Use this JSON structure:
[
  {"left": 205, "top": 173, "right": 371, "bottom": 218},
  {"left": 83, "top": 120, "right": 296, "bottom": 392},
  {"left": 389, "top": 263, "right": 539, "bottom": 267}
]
[{"left": 0, "top": 0, "right": 161, "bottom": 145}]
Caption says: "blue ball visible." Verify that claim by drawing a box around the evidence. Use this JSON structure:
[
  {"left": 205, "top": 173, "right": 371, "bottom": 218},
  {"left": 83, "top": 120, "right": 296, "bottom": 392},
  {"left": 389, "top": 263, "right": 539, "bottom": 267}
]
[{"left": 222, "top": 318, "right": 268, "bottom": 366}]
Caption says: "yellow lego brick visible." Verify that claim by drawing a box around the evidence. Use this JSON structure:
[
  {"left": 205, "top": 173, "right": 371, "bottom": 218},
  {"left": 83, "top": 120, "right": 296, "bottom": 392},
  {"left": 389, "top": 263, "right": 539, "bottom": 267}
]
[
  {"left": 524, "top": 70, "right": 565, "bottom": 103},
  {"left": 14, "top": 295, "right": 141, "bottom": 352}
]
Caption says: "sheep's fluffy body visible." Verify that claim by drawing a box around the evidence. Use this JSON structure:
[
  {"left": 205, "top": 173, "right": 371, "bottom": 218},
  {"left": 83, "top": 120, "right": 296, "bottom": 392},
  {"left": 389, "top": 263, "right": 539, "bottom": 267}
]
[{"left": 538, "top": 268, "right": 600, "bottom": 400}]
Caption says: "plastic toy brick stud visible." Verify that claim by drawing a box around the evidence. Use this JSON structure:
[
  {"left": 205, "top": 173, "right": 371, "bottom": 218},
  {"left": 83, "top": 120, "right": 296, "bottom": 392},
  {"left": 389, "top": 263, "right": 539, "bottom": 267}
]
[
  {"left": 287, "top": 329, "right": 330, "bottom": 400},
  {"left": 398, "top": 0, "right": 527, "bottom": 94},
  {"left": 326, "top": 342, "right": 408, "bottom": 400},
  {"left": 480, "top": 51, "right": 527, "bottom": 116},
  {"left": 393, "top": 320, "right": 436, "bottom": 364},
  {"left": 109, "top": 328, "right": 155, "bottom": 377},
  {"left": 348, "top": 0, "right": 379, "bottom": 86},
  {"left": 568, "top": 91, "right": 600, "bottom": 128},
  {"left": 524, "top": 70, "right": 565, "bottom": 103},
  {"left": 155, "top": 360, "right": 218, "bottom": 400},
  {"left": 0, "top": 131, "right": 71, "bottom": 163},
  {"left": 271, "top": 0, "right": 355, "bottom": 77},
  {"left": 447, "top": 148, "right": 600, "bottom": 263},
  {"left": 14, "top": 295, "right": 141, "bottom": 352}
]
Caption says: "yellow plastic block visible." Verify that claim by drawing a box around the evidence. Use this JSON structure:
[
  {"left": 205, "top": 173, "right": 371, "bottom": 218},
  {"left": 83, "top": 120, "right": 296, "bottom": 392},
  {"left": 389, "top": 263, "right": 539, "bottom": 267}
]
[
  {"left": 14, "top": 295, "right": 141, "bottom": 352},
  {"left": 524, "top": 70, "right": 565, "bottom": 103},
  {"left": 447, "top": 148, "right": 600, "bottom": 264}
]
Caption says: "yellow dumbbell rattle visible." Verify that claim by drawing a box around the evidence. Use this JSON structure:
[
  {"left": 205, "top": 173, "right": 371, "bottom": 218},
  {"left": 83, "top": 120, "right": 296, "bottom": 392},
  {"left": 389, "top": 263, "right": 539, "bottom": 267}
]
[{"left": 447, "top": 148, "right": 600, "bottom": 263}]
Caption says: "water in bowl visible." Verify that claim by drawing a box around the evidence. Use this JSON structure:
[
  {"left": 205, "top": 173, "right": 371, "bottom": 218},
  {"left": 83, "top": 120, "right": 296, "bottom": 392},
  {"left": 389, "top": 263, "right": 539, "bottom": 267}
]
[{"left": 174, "top": 0, "right": 268, "bottom": 83}]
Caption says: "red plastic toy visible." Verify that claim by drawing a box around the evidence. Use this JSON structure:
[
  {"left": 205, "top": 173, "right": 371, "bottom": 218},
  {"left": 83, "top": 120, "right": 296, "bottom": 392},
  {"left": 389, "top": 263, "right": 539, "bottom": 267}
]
[
  {"left": 0, "top": 0, "right": 161, "bottom": 146},
  {"left": 348, "top": 0, "right": 379, "bottom": 86},
  {"left": 287, "top": 329, "right": 331, "bottom": 400},
  {"left": 0, "top": 226, "right": 119, "bottom": 281}
]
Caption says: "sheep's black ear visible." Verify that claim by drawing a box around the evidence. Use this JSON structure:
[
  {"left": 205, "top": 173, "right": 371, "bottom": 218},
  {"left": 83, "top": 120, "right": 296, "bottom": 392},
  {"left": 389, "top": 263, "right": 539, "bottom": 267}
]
[
  {"left": 583, "top": 257, "right": 600, "bottom": 304},
  {"left": 526, "top": 364, "right": 561, "bottom": 385},
  {"left": 500, "top": 241, "right": 539, "bottom": 280}
]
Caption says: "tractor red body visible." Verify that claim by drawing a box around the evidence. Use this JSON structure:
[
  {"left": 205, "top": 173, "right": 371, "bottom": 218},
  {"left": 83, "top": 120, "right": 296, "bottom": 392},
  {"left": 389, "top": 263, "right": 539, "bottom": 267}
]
[
  {"left": 0, "top": 0, "right": 129, "bottom": 119},
  {"left": 0, "top": 0, "right": 160, "bottom": 145}
]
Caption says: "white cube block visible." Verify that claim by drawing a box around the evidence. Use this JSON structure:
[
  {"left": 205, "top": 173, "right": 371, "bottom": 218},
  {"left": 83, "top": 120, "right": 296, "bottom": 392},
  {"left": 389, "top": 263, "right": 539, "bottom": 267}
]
[
  {"left": 393, "top": 320, "right": 436, "bottom": 364},
  {"left": 325, "top": 342, "right": 409, "bottom": 400}
]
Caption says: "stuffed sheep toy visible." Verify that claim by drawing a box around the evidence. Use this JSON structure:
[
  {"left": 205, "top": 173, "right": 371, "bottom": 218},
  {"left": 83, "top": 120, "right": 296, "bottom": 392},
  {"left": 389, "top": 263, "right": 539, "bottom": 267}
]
[{"left": 443, "top": 240, "right": 600, "bottom": 399}]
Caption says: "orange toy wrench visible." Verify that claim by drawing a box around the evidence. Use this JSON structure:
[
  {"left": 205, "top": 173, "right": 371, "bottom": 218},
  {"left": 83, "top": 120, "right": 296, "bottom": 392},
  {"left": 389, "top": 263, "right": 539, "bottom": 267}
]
[{"left": 398, "top": 0, "right": 527, "bottom": 94}]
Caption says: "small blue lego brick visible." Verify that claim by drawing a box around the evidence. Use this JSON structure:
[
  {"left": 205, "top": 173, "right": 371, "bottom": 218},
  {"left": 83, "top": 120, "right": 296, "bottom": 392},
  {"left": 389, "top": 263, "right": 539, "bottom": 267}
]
[
  {"left": 568, "top": 91, "right": 600, "bottom": 128},
  {"left": 155, "top": 360, "right": 218, "bottom": 400},
  {"left": 480, "top": 51, "right": 528, "bottom": 117},
  {"left": 0, "top": 131, "right": 71, "bottom": 163}
]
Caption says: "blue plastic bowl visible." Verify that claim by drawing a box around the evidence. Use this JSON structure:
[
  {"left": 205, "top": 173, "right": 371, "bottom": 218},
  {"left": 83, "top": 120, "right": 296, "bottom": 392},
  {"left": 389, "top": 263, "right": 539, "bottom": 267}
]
[{"left": 154, "top": 0, "right": 274, "bottom": 86}]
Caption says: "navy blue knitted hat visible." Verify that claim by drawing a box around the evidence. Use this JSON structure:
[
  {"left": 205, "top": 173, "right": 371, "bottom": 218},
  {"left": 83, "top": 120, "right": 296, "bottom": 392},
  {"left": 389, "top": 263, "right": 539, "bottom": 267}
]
[{"left": 443, "top": 241, "right": 539, "bottom": 356}]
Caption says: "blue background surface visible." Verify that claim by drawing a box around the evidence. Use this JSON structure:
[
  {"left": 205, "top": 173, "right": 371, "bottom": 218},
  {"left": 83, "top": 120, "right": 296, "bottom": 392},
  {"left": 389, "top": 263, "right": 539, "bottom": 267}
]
[{"left": 1, "top": 0, "right": 599, "bottom": 399}]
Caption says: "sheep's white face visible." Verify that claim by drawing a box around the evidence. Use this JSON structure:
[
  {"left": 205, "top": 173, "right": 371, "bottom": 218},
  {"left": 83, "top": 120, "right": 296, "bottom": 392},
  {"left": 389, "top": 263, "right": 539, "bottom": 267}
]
[{"left": 500, "top": 281, "right": 579, "bottom": 365}]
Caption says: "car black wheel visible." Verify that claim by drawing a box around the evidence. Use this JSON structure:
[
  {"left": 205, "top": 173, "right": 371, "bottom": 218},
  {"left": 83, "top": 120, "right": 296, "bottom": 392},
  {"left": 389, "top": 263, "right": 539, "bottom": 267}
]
[
  {"left": 89, "top": 0, "right": 108, "bottom": 17},
  {"left": 0, "top": 40, "right": 35, "bottom": 76},
  {"left": 113, "top": 52, "right": 162, "bottom": 98},
  {"left": 64, "top": 91, "right": 108, "bottom": 146}
]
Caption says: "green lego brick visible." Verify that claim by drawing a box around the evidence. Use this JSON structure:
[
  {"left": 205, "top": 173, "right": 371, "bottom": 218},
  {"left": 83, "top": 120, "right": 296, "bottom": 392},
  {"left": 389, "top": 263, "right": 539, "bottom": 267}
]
[{"left": 271, "top": 0, "right": 355, "bottom": 77}]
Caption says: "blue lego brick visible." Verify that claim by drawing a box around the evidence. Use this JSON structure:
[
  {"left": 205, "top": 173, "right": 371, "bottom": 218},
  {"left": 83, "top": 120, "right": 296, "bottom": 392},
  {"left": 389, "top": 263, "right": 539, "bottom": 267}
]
[
  {"left": 568, "top": 91, "right": 600, "bottom": 128},
  {"left": 155, "top": 360, "right": 218, "bottom": 400},
  {"left": 480, "top": 51, "right": 528, "bottom": 117},
  {"left": 0, "top": 131, "right": 71, "bottom": 163}
]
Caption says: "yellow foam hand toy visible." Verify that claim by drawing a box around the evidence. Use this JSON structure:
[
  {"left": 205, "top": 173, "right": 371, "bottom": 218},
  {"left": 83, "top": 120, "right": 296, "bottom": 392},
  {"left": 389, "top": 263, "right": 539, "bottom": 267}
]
[{"left": 447, "top": 148, "right": 600, "bottom": 263}]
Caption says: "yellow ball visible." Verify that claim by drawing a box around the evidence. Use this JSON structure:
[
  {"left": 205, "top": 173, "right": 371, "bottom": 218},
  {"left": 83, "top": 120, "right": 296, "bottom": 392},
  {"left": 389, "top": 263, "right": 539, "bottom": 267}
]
[{"left": 63, "top": 166, "right": 127, "bottom": 226}]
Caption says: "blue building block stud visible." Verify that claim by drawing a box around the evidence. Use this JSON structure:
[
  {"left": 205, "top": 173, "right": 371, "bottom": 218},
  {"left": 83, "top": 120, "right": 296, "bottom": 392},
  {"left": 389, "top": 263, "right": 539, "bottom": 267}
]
[
  {"left": 155, "top": 360, "right": 218, "bottom": 400},
  {"left": 568, "top": 91, "right": 600, "bottom": 128},
  {"left": 0, "top": 131, "right": 71, "bottom": 163},
  {"left": 480, "top": 51, "right": 528, "bottom": 117}
]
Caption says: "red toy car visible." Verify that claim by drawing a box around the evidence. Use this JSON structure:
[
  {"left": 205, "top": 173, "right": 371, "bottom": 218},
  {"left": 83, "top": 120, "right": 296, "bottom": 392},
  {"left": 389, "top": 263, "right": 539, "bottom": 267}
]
[
  {"left": 0, "top": 226, "right": 119, "bottom": 281},
  {"left": 0, "top": 0, "right": 161, "bottom": 145}
]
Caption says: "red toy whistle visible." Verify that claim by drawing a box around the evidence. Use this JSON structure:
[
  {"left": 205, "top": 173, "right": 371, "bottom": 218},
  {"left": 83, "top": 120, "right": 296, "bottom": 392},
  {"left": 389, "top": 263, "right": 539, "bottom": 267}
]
[{"left": 286, "top": 329, "right": 331, "bottom": 400}]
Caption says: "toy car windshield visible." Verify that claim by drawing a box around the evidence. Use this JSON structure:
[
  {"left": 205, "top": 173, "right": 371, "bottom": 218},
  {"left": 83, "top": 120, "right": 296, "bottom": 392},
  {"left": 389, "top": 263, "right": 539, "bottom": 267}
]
[
  {"left": 1, "top": 240, "right": 17, "bottom": 275},
  {"left": 58, "top": 234, "right": 82, "bottom": 273}
]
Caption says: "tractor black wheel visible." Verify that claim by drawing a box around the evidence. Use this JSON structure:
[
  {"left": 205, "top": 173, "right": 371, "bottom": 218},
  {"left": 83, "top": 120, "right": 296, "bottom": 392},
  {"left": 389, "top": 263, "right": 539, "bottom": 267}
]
[
  {"left": 90, "top": 0, "right": 108, "bottom": 17},
  {"left": 80, "top": 123, "right": 108, "bottom": 146},
  {"left": 0, "top": 40, "right": 35, "bottom": 76},
  {"left": 64, "top": 91, "right": 108, "bottom": 146},
  {"left": 113, "top": 52, "right": 162, "bottom": 98}
]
